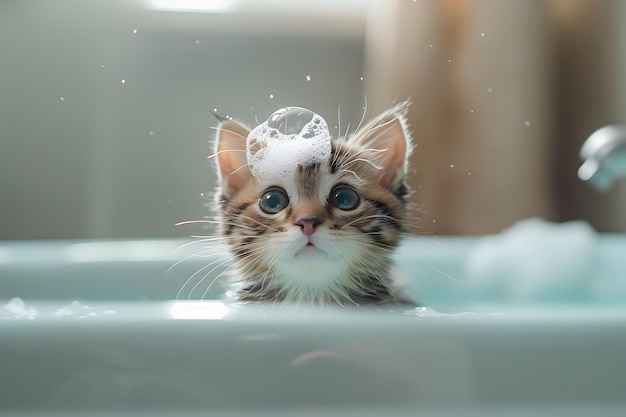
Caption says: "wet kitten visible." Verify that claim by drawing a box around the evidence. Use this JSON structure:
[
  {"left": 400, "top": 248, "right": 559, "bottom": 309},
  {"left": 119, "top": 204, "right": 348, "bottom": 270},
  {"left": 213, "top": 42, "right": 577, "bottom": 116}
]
[{"left": 214, "top": 102, "right": 414, "bottom": 305}]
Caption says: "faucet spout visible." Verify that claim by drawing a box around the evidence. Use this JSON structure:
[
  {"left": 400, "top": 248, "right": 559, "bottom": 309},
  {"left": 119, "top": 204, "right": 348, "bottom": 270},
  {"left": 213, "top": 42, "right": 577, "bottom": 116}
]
[{"left": 578, "top": 125, "right": 626, "bottom": 191}]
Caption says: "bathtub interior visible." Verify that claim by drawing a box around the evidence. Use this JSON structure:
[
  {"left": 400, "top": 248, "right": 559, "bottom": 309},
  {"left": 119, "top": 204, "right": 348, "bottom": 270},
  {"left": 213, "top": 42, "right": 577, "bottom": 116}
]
[{"left": 1, "top": 233, "right": 626, "bottom": 416}]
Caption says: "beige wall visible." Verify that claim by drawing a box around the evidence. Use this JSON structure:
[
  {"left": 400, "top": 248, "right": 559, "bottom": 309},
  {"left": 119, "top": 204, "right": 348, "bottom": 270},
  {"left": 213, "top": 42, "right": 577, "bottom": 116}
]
[{"left": 365, "top": 0, "right": 626, "bottom": 234}]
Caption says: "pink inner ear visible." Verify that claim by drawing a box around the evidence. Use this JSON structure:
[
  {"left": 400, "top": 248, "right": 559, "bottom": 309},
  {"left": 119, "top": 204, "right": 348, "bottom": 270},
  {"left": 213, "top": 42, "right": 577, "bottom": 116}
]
[
  {"left": 218, "top": 151, "right": 249, "bottom": 192},
  {"left": 376, "top": 124, "right": 408, "bottom": 190},
  {"left": 215, "top": 120, "right": 252, "bottom": 196}
]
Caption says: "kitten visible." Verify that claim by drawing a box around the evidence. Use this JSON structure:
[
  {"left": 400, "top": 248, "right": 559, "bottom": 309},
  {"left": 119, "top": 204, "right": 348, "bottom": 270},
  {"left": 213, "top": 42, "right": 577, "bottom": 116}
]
[{"left": 213, "top": 102, "right": 415, "bottom": 305}]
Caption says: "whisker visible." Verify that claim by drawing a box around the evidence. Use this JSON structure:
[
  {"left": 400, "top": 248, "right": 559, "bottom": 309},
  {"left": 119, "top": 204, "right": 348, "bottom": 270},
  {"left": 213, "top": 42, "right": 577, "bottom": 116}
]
[
  {"left": 176, "top": 254, "right": 231, "bottom": 299},
  {"left": 340, "top": 214, "right": 398, "bottom": 229},
  {"left": 207, "top": 149, "right": 247, "bottom": 160},
  {"left": 184, "top": 257, "right": 234, "bottom": 300},
  {"left": 209, "top": 126, "right": 248, "bottom": 142},
  {"left": 354, "top": 95, "right": 368, "bottom": 134},
  {"left": 239, "top": 214, "right": 283, "bottom": 233}
]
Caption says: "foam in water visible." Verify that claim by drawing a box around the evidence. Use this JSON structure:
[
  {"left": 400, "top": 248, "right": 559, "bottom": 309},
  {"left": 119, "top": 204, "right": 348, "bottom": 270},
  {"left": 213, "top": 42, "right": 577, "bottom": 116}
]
[
  {"left": 465, "top": 217, "right": 596, "bottom": 301},
  {"left": 3, "top": 297, "right": 38, "bottom": 320},
  {"left": 246, "top": 107, "right": 332, "bottom": 183}
]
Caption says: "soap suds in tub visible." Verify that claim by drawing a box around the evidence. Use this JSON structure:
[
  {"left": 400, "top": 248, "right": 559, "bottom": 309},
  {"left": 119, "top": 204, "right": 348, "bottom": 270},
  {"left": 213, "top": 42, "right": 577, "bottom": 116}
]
[
  {"left": 3, "top": 297, "right": 38, "bottom": 320},
  {"left": 465, "top": 218, "right": 596, "bottom": 301}
]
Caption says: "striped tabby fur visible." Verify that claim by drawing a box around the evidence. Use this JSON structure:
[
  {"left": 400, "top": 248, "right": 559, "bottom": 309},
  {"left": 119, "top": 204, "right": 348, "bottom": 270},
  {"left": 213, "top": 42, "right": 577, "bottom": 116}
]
[{"left": 214, "top": 102, "right": 414, "bottom": 305}]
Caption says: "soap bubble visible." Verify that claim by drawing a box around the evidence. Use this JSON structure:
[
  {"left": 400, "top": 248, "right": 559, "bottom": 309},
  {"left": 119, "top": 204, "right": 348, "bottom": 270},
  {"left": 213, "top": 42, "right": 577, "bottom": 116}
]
[{"left": 246, "top": 107, "right": 332, "bottom": 183}]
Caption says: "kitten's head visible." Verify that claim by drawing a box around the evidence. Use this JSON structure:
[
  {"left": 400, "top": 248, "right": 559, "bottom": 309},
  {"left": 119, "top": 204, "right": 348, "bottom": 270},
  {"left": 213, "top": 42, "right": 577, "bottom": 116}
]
[{"left": 214, "top": 102, "right": 413, "bottom": 305}]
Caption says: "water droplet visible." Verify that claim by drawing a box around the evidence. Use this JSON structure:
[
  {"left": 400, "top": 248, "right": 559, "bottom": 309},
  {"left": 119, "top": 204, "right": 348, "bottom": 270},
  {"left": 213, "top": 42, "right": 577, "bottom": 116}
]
[
  {"left": 524, "top": 120, "right": 531, "bottom": 127},
  {"left": 213, "top": 108, "right": 218, "bottom": 113},
  {"left": 200, "top": 192, "right": 204, "bottom": 197},
  {"left": 148, "top": 131, "right": 154, "bottom": 136},
  {"left": 481, "top": 32, "right": 485, "bottom": 37},
  {"left": 195, "top": 39, "right": 200, "bottom": 45},
  {"left": 470, "top": 109, "right": 474, "bottom": 113},
  {"left": 467, "top": 172, "right": 471, "bottom": 175},
  {"left": 132, "top": 29, "right": 138, "bottom": 34},
  {"left": 429, "top": 44, "right": 433, "bottom": 48},
  {"left": 359, "top": 76, "right": 364, "bottom": 81},
  {"left": 121, "top": 79, "right": 126, "bottom": 84},
  {"left": 269, "top": 94, "right": 274, "bottom": 99},
  {"left": 305, "top": 75, "right": 311, "bottom": 81},
  {"left": 60, "top": 96, "right": 65, "bottom": 102},
  {"left": 432, "top": 219, "right": 437, "bottom": 223},
  {"left": 448, "top": 59, "right": 452, "bottom": 63},
  {"left": 450, "top": 164, "right": 455, "bottom": 168}
]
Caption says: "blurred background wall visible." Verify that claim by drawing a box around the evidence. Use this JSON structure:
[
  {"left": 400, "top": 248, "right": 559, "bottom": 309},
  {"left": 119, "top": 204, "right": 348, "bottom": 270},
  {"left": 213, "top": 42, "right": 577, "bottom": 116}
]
[{"left": 1, "top": 0, "right": 625, "bottom": 239}]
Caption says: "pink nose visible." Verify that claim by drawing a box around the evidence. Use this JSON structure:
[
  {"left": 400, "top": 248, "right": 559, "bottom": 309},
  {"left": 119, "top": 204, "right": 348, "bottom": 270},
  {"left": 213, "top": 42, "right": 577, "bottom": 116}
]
[{"left": 295, "top": 217, "right": 322, "bottom": 236}]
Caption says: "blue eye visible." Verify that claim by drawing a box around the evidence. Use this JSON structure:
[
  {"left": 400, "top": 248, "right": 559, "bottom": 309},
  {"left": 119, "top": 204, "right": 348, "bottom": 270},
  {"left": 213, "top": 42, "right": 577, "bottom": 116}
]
[
  {"left": 330, "top": 185, "right": 360, "bottom": 211},
  {"left": 259, "top": 187, "right": 289, "bottom": 214}
]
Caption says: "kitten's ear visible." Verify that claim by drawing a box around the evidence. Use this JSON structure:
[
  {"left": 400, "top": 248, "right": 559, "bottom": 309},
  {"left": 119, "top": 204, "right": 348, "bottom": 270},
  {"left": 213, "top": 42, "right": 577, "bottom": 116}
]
[
  {"left": 215, "top": 119, "right": 252, "bottom": 198},
  {"left": 352, "top": 101, "right": 412, "bottom": 190}
]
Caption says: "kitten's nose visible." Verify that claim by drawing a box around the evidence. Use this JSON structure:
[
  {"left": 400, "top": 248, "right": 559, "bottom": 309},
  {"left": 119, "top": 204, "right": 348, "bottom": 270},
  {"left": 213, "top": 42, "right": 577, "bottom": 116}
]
[{"left": 295, "top": 216, "right": 321, "bottom": 236}]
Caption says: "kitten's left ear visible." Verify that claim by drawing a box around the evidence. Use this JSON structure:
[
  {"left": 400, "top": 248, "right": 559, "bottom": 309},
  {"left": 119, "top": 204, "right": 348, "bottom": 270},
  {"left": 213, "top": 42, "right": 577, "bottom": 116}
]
[
  {"left": 352, "top": 101, "right": 413, "bottom": 191},
  {"left": 215, "top": 119, "right": 252, "bottom": 199}
]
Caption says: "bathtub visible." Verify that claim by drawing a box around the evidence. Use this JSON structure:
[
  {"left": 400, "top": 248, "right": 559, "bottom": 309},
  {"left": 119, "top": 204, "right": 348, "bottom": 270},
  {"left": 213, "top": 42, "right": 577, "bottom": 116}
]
[{"left": 1, "top": 236, "right": 626, "bottom": 416}]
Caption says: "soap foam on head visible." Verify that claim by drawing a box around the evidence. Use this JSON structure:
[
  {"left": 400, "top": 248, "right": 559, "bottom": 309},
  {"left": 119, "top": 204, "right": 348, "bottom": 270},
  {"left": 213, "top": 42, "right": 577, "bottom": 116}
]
[{"left": 246, "top": 107, "right": 332, "bottom": 183}]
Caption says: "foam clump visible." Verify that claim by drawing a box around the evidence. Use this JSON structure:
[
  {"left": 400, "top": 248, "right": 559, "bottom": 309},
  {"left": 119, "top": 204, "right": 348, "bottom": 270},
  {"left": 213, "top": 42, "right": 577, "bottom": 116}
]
[
  {"left": 3, "top": 297, "right": 39, "bottom": 320},
  {"left": 246, "top": 107, "right": 332, "bottom": 183},
  {"left": 465, "top": 218, "right": 596, "bottom": 302}
]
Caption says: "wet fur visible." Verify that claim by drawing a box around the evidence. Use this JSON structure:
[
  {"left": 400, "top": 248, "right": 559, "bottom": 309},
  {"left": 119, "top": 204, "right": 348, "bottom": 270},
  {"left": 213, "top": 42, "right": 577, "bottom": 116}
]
[{"left": 214, "top": 102, "right": 415, "bottom": 305}]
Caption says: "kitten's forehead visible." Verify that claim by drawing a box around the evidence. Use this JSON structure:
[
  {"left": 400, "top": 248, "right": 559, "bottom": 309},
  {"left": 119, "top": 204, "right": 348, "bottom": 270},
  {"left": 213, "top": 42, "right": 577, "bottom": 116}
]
[{"left": 265, "top": 161, "right": 333, "bottom": 204}]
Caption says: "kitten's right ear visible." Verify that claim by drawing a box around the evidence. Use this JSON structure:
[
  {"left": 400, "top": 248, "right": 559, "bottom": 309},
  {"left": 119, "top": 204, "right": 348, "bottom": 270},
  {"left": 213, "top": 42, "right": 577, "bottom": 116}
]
[{"left": 215, "top": 119, "right": 252, "bottom": 199}]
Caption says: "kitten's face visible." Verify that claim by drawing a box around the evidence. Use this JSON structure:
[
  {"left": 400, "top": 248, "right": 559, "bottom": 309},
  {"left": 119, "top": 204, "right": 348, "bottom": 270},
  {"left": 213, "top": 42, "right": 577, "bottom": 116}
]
[{"left": 215, "top": 103, "right": 412, "bottom": 305}]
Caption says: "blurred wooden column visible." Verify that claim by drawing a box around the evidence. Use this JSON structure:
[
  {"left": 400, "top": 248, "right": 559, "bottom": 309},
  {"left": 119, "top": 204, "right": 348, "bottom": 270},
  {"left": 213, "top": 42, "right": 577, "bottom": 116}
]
[
  {"left": 364, "top": 0, "right": 557, "bottom": 234},
  {"left": 550, "top": 0, "right": 626, "bottom": 232}
]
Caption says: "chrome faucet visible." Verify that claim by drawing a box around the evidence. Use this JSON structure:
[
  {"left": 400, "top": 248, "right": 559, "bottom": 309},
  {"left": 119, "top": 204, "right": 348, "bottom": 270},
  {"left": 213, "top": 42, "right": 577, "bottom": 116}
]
[{"left": 578, "top": 125, "right": 626, "bottom": 191}]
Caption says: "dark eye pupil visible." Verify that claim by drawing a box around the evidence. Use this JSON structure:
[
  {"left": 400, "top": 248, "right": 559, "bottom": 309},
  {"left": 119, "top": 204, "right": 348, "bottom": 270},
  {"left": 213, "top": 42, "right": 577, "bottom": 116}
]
[
  {"left": 266, "top": 193, "right": 282, "bottom": 209},
  {"left": 331, "top": 186, "right": 359, "bottom": 210},
  {"left": 260, "top": 188, "right": 288, "bottom": 214},
  {"left": 336, "top": 191, "right": 352, "bottom": 207}
]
